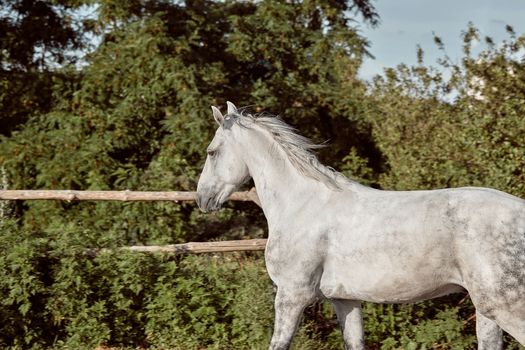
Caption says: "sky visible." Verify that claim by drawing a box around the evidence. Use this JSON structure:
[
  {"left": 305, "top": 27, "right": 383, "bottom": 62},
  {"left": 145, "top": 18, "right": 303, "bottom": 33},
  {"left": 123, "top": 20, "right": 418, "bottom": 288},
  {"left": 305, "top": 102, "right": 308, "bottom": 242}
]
[{"left": 357, "top": 0, "right": 525, "bottom": 80}]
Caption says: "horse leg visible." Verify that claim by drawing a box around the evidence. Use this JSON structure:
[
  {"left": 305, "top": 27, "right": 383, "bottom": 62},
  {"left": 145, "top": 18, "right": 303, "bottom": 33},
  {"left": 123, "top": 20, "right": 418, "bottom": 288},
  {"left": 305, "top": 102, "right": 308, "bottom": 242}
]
[
  {"left": 490, "top": 310, "right": 525, "bottom": 346},
  {"left": 469, "top": 284, "right": 525, "bottom": 345},
  {"left": 332, "top": 299, "right": 365, "bottom": 350},
  {"left": 476, "top": 310, "right": 503, "bottom": 350},
  {"left": 269, "top": 287, "right": 314, "bottom": 350}
]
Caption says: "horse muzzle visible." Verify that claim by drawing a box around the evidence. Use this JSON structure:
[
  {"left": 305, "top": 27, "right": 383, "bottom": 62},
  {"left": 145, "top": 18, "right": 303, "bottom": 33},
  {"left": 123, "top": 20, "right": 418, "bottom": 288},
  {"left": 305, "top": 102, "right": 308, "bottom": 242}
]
[{"left": 196, "top": 191, "right": 222, "bottom": 213}]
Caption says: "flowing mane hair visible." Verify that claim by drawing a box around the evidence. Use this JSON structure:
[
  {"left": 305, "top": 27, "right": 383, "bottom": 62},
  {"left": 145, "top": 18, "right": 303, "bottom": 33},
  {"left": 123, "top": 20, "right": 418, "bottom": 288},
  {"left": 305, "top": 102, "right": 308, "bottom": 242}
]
[{"left": 229, "top": 110, "right": 349, "bottom": 191}]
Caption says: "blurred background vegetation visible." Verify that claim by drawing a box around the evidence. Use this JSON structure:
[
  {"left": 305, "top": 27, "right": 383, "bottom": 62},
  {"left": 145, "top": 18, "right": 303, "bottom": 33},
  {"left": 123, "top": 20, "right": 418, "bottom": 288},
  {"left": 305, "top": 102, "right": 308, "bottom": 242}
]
[{"left": 1, "top": 0, "right": 524, "bottom": 348}]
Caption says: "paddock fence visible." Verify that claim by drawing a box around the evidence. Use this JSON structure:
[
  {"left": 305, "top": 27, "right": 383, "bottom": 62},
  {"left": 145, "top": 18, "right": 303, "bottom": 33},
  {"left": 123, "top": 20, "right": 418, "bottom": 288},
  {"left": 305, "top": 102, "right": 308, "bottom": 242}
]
[{"left": 0, "top": 189, "right": 267, "bottom": 254}]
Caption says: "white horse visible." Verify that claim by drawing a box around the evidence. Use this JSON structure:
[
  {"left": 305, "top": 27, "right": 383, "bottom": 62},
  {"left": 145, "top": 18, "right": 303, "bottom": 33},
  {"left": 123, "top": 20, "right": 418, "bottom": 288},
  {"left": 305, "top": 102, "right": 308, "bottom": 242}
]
[{"left": 196, "top": 102, "right": 525, "bottom": 350}]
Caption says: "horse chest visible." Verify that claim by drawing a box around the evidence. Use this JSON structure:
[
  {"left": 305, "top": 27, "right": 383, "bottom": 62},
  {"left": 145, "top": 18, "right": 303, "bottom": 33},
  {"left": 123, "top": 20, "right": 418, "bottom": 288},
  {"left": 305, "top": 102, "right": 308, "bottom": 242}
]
[{"left": 265, "top": 231, "right": 326, "bottom": 286}]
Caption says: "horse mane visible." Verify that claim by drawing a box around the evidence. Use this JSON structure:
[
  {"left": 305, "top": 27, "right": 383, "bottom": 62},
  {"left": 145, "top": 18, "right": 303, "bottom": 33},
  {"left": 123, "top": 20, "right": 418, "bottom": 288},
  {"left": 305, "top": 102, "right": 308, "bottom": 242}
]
[{"left": 229, "top": 110, "right": 349, "bottom": 191}]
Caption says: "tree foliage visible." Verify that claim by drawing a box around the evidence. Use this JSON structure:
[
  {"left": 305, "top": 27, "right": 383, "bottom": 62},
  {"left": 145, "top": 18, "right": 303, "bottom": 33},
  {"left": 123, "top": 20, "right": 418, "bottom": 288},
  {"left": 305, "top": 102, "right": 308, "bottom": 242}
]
[
  {"left": 368, "top": 24, "right": 525, "bottom": 196},
  {"left": 0, "top": 0, "right": 92, "bottom": 134}
]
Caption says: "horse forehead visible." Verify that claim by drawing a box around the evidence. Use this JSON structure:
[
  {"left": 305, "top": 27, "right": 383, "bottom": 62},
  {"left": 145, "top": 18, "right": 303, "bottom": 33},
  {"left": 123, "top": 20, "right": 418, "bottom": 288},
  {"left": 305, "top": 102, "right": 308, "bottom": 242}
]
[
  {"left": 211, "top": 121, "right": 241, "bottom": 145},
  {"left": 209, "top": 128, "right": 226, "bottom": 146}
]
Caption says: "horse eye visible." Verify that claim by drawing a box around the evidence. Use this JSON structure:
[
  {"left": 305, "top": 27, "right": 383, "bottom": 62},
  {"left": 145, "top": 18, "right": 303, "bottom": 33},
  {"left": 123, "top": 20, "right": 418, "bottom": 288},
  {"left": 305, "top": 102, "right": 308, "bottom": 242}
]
[{"left": 207, "top": 149, "right": 217, "bottom": 157}]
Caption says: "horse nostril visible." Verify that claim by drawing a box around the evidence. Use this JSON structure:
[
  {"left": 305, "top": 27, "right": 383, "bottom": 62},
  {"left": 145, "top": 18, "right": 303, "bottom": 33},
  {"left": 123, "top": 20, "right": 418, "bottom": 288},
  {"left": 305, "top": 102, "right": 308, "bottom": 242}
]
[
  {"left": 203, "top": 195, "right": 213, "bottom": 211},
  {"left": 196, "top": 188, "right": 221, "bottom": 213}
]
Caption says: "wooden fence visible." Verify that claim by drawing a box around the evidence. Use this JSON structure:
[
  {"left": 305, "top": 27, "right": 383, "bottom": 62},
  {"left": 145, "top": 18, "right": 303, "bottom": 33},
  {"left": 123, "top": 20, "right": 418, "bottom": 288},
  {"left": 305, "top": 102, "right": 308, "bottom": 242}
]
[{"left": 0, "top": 189, "right": 266, "bottom": 254}]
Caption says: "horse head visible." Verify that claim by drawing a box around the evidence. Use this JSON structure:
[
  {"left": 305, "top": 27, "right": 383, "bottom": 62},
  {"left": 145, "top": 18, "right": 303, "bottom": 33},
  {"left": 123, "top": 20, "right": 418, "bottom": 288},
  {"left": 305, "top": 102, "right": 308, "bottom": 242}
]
[{"left": 196, "top": 102, "right": 250, "bottom": 212}]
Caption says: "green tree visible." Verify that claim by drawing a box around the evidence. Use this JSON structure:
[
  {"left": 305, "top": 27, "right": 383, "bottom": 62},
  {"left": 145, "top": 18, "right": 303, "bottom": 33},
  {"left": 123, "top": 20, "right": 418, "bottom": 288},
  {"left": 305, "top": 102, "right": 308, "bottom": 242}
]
[
  {"left": 0, "top": 1, "right": 380, "bottom": 348},
  {"left": 0, "top": 0, "right": 92, "bottom": 134},
  {"left": 1, "top": 0, "right": 379, "bottom": 241},
  {"left": 367, "top": 25, "right": 525, "bottom": 197}
]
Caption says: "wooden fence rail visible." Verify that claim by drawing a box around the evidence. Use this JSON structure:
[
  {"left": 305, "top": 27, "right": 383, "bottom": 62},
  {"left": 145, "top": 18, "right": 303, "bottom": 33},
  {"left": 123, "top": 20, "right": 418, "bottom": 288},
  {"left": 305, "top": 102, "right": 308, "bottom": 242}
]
[
  {"left": 0, "top": 189, "right": 261, "bottom": 206},
  {"left": 0, "top": 189, "right": 265, "bottom": 254},
  {"left": 85, "top": 239, "right": 268, "bottom": 256}
]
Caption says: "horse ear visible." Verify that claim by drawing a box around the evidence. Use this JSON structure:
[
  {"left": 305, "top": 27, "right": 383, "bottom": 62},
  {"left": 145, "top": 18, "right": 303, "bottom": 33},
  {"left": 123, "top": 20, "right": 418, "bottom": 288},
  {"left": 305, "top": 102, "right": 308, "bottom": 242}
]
[
  {"left": 211, "top": 106, "right": 224, "bottom": 126},
  {"left": 226, "top": 101, "right": 237, "bottom": 115}
]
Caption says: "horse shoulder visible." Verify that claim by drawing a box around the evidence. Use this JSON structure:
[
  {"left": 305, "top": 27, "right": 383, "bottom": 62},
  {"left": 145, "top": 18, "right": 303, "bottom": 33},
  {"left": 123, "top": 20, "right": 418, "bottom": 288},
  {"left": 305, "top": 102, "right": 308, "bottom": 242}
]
[{"left": 265, "top": 219, "right": 332, "bottom": 288}]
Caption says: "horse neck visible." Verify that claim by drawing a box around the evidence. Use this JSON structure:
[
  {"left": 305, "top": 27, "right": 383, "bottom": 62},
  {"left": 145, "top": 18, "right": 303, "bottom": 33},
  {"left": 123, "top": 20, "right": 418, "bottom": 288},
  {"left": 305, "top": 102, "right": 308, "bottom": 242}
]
[{"left": 236, "top": 126, "right": 331, "bottom": 226}]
